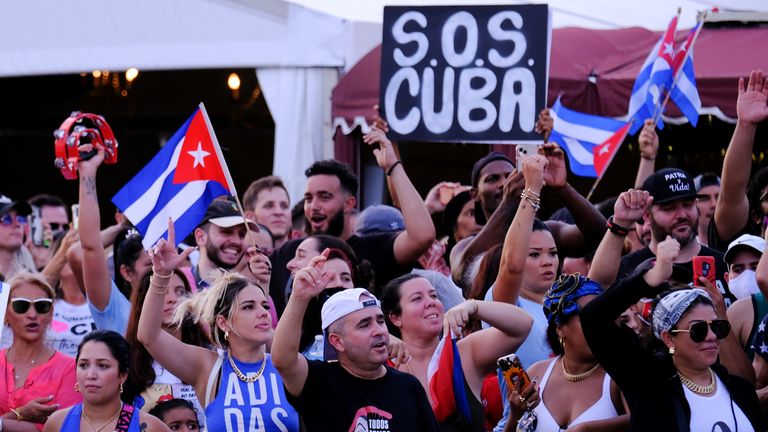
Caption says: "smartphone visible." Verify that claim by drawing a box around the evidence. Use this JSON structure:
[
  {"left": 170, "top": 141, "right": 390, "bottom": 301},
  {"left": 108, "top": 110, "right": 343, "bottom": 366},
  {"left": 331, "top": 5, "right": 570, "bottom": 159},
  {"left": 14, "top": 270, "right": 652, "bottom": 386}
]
[
  {"left": 515, "top": 144, "right": 540, "bottom": 172},
  {"left": 692, "top": 256, "right": 716, "bottom": 287},
  {"left": 29, "top": 206, "right": 44, "bottom": 247},
  {"left": 71, "top": 204, "right": 80, "bottom": 231},
  {"left": 498, "top": 353, "right": 531, "bottom": 390}
]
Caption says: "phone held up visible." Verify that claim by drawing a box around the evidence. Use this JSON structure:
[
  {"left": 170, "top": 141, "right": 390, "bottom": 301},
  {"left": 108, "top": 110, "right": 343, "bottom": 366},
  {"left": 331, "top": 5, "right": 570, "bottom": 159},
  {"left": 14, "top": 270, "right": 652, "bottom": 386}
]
[{"left": 498, "top": 353, "right": 531, "bottom": 391}]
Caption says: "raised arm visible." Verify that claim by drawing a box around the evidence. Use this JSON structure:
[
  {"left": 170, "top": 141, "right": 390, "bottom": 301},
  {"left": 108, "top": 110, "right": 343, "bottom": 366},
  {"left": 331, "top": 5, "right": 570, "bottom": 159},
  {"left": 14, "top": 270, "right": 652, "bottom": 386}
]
[
  {"left": 67, "top": 221, "right": 128, "bottom": 291},
  {"left": 40, "top": 228, "right": 78, "bottom": 287},
  {"left": 715, "top": 70, "right": 768, "bottom": 242},
  {"left": 449, "top": 299, "right": 533, "bottom": 379},
  {"left": 540, "top": 143, "right": 607, "bottom": 257},
  {"left": 272, "top": 250, "right": 334, "bottom": 397},
  {"left": 76, "top": 147, "right": 113, "bottom": 311},
  {"left": 633, "top": 120, "right": 658, "bottom": 189},
  {"left": 363, "top": 128, "right": 436, "bottom": 265},
  {"left": 588, "top": 190, "right": 653, "bottom": 287},
  {"left": 136, "top": 220, "right": 213, "bottom": 395},
  {"left": 493, "top": 155, "right": 547, "bottom": 304}
]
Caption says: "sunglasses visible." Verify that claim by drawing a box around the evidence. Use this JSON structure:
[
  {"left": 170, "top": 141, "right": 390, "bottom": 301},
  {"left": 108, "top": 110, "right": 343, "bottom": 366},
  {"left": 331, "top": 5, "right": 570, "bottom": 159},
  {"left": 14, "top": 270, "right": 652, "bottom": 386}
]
[
  {"left": 10, "top": 297, "right": 53, "bottom": 315},
  {"left": 0, "top": 214, "right": 26, "bottom": 226},
  {"left": 670, "top": 319, "right": 730, "bottom": 343},
  {"left": 49, "top": 223, "right": 68, "bottom": 232}
]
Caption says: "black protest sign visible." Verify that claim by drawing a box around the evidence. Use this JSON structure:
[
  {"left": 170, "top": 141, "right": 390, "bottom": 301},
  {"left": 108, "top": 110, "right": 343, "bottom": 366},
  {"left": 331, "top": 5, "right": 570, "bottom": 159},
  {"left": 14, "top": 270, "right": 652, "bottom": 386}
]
[{"left": 380, "top": 5, "right": 550, "bottom": 143}]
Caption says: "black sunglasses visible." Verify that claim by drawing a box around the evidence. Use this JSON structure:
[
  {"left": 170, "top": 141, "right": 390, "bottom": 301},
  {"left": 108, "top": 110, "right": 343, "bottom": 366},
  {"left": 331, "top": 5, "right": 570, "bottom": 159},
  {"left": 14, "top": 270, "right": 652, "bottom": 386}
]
[
  {"left": 11, "top": 297, "right": 53, "bottom": 315},
  {"left": 671, "top": 319, "right": 730, "bottom": 343}
]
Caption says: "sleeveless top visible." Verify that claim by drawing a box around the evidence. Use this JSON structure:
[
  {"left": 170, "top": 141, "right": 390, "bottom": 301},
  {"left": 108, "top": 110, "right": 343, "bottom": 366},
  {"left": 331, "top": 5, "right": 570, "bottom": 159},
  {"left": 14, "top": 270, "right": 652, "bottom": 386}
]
[
  {"left": 746, "top": 292, "right": 768, "bottom": 361},
  {"left": 532, "top": 357, "right": 618, "bottom": 432},
  {"left": 61, "top": 404, "right": 140, "bottom": 432},
  {"left": 204, "top": 352, "right": 300, "bottom": 432}
]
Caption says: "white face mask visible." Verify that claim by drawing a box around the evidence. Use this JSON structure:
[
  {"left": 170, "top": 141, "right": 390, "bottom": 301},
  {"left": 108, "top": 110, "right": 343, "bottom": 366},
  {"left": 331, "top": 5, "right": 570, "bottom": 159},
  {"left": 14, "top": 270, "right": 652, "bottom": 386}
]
[{"left": 728, "top": 269, "right": 760, "bottom": 299}]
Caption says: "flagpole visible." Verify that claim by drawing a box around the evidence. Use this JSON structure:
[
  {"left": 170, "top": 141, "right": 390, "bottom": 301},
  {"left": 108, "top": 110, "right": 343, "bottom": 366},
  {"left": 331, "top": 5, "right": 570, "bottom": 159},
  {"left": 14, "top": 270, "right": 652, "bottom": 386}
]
[
  {"left": 585, "top": 121, "right": 633, "bottom": 202},
  {"left": 652, "top": 11, "right": 706, "bottom": 126},
  {"left": 197, "top": 103, "right": 259, "bottom": 248}
]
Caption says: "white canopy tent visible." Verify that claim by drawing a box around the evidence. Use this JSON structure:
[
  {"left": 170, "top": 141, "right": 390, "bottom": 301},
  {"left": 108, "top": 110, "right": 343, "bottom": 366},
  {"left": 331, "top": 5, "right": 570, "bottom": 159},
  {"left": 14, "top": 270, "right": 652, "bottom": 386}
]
[{"left": 2, "top": 0, "right": 767, "bottom": 203}]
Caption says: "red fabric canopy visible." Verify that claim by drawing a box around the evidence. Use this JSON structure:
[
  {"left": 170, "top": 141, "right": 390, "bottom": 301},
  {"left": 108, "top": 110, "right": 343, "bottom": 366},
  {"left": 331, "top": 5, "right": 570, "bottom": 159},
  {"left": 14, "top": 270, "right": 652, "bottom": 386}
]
[{"left": 332, "top": 26, "right": 767, "bottom": 133}]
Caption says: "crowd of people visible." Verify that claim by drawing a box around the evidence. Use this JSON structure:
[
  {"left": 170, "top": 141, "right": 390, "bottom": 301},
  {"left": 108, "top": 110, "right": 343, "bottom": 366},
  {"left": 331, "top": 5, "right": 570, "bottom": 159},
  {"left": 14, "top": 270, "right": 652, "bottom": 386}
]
[{"left": 0, "top": 69, "right": 767, "bottom": 431}]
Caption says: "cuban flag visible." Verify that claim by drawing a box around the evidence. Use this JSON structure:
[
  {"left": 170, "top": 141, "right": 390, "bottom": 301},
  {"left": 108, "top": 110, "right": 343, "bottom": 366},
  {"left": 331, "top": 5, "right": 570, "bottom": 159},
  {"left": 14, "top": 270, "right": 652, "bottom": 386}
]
[
  {"left": 427, "top": 336, "right": 472, "bottom": 424},
  {"left": 112, "top": 104, "right": 237, "bottom": 249},
  {"left": 549, "top": 99, "right": 631, "bottom": 178},
  {"left": 627, "top": 15, "right": 678, "bottom": 134},
  {"left": 669, "top": 22, "right": 702, "bottom": 127}
]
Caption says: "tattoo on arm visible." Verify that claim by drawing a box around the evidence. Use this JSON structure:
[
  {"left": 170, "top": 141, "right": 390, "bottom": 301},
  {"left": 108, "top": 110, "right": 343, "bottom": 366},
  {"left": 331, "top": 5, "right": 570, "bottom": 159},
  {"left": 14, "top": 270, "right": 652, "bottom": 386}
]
[
  {"left": 83, "top": 176, "right": 97, "bottom": 196},
  {"left": 140, "top": 423, "right": 147, "bottom": 431}
]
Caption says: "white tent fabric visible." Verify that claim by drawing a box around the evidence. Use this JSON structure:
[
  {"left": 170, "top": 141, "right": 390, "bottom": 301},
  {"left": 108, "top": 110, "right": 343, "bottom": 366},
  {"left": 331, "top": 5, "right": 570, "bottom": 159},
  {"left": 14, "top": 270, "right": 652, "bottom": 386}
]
[
  {"left": 282, "top": 0, "right": 768, "bottom": 30},
  {"left": 0, "top": 0, "right": 346, "bottom": 77},
  {"left": 257, "top": 67, "right": 338, "bottom": 206}
]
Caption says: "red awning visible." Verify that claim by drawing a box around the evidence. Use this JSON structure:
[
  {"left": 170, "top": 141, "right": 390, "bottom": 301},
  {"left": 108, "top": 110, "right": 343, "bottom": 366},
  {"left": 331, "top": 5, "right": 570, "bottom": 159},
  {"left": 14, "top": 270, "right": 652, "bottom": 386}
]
[{"left": 332, "top": 26, "right": 767, "bottom": 134}]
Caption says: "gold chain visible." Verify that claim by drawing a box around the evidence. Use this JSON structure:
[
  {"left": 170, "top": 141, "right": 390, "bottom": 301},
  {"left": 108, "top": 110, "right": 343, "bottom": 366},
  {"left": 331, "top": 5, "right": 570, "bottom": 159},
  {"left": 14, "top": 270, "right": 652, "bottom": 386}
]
[
  {"left": 677, "top": 368, "right": 715, "bottom": 395},
  {"left": 228, "top": 354, "right": 266, "bottom": 383},
  {"left": 81, "top": 403, "right": 122, "bottom": 432},
  {"left": 561, "top": 358, "right": 600, "bottom": 382}
]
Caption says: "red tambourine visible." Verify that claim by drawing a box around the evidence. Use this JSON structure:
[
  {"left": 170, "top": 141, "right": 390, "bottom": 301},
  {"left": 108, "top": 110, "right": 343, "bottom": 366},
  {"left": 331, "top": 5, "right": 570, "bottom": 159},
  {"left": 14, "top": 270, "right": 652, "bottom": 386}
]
[{"left": 53, "top": 111, "right": 118, "bottom": 180}]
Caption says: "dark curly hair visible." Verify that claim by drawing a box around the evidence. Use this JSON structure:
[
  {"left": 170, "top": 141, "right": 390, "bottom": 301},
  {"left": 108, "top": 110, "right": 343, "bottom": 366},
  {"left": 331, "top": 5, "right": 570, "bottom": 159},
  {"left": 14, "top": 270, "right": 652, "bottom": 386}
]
[{"left": 305, "top": 160, "right": 359, "bottom": 196}]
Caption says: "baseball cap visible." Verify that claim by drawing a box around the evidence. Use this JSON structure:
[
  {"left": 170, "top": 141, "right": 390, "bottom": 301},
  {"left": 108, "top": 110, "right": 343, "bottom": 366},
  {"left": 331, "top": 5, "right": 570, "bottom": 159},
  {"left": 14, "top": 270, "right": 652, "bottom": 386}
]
[
  {"left": 724, "top": 234, "right": 765, "bottom": 264},
  {"left": 693, "top": 173, "right": 721, "bottom": 193},
  {"left": 321, "top": 288, "right": 381, "bottom": 361},
  {"left": 641, "top": 168, "right": 702, "bottom": 205},
  {"left": 0, "top": 194, "right": 32, "bottom": 217},
  {"left": 355, "top": 205, "right": 404, "bottom": 236},
  {"left": 200, "top": 198, "right": 258, "bottom": 229}
]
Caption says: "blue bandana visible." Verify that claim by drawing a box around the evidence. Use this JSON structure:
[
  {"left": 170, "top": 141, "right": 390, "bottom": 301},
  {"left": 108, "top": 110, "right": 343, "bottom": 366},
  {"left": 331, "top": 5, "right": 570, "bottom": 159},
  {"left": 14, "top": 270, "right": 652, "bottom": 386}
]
[{"left": 543, "top": 273, "right": 603, "bottom": 326}]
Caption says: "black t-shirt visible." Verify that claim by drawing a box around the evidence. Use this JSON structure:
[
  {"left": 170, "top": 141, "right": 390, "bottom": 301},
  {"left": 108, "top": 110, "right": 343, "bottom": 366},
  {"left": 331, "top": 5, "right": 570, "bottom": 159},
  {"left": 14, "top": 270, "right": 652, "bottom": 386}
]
[
  {"left": 287, "top": 361, "right": 440, "bottom": 432},
  {"left": 268, "top": 234, "right": 412, "bottom": 316},
  {"left": 618, "top": 245, "right": 736, "bottom": 305},
  {"left": 707, "top": 216, "right": 762, "bottom": 254}
]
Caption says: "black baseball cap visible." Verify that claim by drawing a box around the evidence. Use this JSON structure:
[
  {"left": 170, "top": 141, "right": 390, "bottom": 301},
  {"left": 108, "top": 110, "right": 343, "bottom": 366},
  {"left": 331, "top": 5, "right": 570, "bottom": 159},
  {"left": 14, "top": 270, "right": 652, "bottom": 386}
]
[
  {"left": 0, "top": 194, "right": 31, "bottom": 216},
  {"left": 200, "top": 198, "right": 258, "bottom": 229},
  {"left": 641, "top": 168, "right": 703, "bottom": 205}
]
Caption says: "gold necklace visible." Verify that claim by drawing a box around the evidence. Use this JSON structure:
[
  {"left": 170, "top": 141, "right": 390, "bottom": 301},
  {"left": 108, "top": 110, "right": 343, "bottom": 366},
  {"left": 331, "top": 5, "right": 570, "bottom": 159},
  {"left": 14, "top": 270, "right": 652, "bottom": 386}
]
[
  {"left": 561, "top": 358, "right": 600, "bottom": 382},
  {"left": 81, "top": 403, "right": 122, "bottom": 432},
  {"left": 228, "top": 354, "right": 266, "bottom": 383},
  {"left": 8, "top": 346, "right": 46, "bottom": 381},
  {"left": 677, "top": 368, "right": 715, "bottom": 395}
]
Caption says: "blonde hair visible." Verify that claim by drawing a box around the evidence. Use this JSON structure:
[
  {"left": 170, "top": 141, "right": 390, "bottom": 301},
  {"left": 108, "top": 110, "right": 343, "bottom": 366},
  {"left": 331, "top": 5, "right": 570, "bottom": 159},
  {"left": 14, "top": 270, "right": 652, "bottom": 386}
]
[
  {"left": 171, "top": 270, "right": 265, "bottom": 348},
  {"left": 8, "top": 271, "right": 55, "bottom": 299}
]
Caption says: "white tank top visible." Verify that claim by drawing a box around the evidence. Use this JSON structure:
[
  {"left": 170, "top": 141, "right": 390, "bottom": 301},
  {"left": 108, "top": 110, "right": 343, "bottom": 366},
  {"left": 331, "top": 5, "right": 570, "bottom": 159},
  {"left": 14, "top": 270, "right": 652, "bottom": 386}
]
[
  {"left": 532, "top": 356, "right": 619, "bottom": 431},
  {"left": 685, "top": 374, "right": 754, "bottom": 432}
]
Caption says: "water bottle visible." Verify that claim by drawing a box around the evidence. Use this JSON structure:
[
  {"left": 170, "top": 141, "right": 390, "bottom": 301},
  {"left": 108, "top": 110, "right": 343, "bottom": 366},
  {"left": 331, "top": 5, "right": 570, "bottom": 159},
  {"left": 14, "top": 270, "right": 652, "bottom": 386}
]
[{"left": 304, "top": 335, "right": 324, "bottom": 361}]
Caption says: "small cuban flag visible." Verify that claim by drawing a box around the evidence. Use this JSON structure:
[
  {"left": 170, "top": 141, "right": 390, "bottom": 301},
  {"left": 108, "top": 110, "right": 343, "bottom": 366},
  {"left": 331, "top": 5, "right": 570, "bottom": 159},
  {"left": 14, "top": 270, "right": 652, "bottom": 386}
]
[
  {"left": 549, "top": 98, "right": 631, "bottom": 178},
  {"left": 112, "top": 104, "right": 238, "bottom": 249}
]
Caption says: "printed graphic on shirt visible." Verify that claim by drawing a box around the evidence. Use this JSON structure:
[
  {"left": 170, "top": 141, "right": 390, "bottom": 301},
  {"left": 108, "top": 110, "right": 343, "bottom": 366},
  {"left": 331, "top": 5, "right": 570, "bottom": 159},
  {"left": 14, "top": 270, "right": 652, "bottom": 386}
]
[
  {"left": 222, "top": 371, "right": 293, "bottom": 432},
  {"left": 347, "top": 406, "right": 393, "bottom": 432}
]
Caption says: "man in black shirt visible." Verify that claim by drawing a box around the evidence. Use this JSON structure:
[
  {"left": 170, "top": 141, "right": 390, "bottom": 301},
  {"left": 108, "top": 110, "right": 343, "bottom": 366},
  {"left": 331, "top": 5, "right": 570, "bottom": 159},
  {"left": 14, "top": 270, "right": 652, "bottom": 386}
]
[
  {"left": 619, "top": 167, "right": 736, "bottom": 304},
  {"left": 269, "top": 128, "right": 435, "bottom": 315},
  {"left": 272, "top": 254, "right": 439, "bottom": 432}
]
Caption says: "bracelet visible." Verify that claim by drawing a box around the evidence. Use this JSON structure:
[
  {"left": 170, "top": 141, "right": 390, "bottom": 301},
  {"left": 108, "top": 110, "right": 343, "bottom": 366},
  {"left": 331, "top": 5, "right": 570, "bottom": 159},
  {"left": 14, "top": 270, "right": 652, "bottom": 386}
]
[
  {"left": 149, "top": 279, "right": 169, "bottom": 295},
  {"left": 10, "top": 408, "right": 23, "bottom": 422},
  {"left": 606, "top": 216, "right": 630, "bottom": 236},
  {"left": 520, "top": 192, "right": 541, "bottom": 212},
  {"left": 524, "top": 188, "right": 541, "bottom": 198},
  {"left": 386, "top": 161, "right": 402, "bottom": 176},
  {"left": 152, "top": 271, "right": 173, "bottom": 279}
]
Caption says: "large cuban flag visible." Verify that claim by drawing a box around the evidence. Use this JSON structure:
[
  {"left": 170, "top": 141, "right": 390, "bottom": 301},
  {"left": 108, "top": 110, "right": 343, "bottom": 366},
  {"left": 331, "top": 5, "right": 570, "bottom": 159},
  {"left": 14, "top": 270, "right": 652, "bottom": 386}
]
[
  {"left": 112, "top": 104, "right": 237, "bottom": 249},
  {"left": 627, "top": 15, "right": 678, "bottom": 134},
  {"left": 549, "top": 99, "right": 631, "bottom": 178}
]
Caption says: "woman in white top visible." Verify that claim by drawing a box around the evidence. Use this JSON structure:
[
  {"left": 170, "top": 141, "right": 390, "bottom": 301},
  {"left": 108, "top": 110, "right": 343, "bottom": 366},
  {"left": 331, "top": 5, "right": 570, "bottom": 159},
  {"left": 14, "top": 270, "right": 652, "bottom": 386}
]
[{"left": 505, "top": 274, "right": 627, "bottom": 432}]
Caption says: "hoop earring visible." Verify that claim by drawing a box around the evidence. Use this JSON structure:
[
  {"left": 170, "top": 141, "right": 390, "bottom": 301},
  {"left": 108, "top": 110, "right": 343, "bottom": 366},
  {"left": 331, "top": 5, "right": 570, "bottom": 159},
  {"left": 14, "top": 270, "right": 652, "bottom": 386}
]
[
  {"left": 559, "top": 337, "right": 566, "bottom": 352},
  {"left": 224, "top": 331, "right": 229, "bottom": 341},
  {"left": 669, "top": 346, "right": 675, "bottom": 355},
  {"left": 74, "top": 382, "right": 80, "bottom": 393},
  {"left": 119, "top": 383, "right": 124, "bottom": 394}
]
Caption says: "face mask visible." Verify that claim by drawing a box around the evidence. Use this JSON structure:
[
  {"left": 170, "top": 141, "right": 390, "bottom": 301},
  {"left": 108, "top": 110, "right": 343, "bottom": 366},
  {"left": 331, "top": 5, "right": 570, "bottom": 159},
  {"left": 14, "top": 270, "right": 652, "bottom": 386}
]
[{"left": 728, "top": 269, "right": 760, "bottom": 299}]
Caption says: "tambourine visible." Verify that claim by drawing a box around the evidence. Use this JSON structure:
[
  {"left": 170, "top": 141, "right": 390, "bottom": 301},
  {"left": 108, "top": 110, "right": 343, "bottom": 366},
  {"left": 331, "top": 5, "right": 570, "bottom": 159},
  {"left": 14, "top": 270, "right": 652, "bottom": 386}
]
[{"left": 53, "top": 111, "right": 118, "bottom": 180}]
